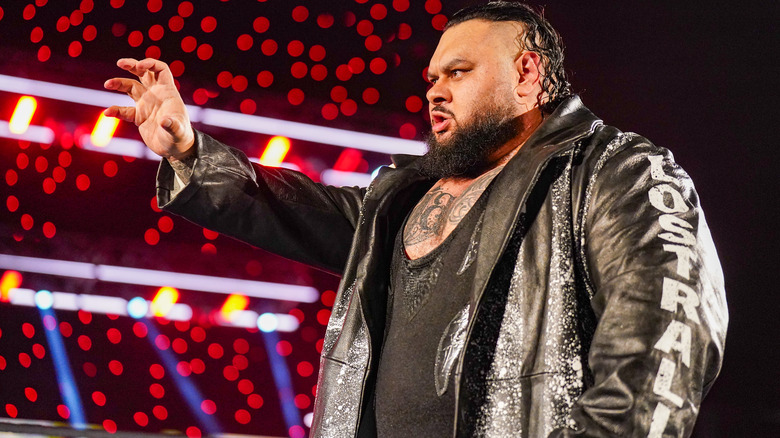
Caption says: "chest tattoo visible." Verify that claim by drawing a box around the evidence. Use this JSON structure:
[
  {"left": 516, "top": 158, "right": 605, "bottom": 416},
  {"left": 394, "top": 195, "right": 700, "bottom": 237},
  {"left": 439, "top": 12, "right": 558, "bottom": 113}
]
[{"left": 404, "top": 166, "right": 503, "bottom": 249}]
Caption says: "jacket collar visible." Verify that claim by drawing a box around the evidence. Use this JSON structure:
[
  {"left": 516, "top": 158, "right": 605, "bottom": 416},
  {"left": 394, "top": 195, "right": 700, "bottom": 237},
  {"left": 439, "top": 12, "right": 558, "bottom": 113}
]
[{"left": 471, "top": 95, "right": 602, "bottom": 298}]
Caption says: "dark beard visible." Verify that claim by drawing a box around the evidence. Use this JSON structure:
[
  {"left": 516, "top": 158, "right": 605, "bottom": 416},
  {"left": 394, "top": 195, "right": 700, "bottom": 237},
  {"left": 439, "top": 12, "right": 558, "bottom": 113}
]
[{"left": 419, "top": 107, "right": 520, "bottom": 179}]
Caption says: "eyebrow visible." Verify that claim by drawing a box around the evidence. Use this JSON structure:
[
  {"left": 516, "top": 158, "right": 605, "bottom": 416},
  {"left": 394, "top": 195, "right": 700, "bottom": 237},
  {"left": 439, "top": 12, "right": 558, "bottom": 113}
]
[{"left": 427, "top": 58, "right": 471, "bottom": 80}]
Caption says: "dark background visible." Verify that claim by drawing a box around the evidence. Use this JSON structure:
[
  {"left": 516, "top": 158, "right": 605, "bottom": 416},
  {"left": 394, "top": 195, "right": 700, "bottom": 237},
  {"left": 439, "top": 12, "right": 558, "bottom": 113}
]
[{"left": 0, "top": 1, "right": 777, "bottom": 436}]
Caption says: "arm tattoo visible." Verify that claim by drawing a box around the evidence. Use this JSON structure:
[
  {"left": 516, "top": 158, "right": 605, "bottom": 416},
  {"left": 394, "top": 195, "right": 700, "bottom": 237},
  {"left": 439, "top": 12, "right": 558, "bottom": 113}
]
[
  {"left": 167, "top": 154, "right": 196, "bottom": 185},
  {"left": 404, "top": 186, "right": 455, "bottom": 246}
]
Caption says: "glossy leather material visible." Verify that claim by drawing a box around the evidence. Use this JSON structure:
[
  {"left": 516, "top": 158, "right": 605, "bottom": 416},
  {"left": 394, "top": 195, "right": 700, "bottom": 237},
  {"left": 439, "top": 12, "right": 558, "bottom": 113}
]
[{"left": 157, "top": 96, "right": 727, "bottom": 437}]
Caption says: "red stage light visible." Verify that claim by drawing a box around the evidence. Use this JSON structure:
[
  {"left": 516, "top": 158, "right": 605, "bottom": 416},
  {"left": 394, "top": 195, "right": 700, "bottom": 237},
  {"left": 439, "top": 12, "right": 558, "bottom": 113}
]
[
  {"left": 220, "top": 294, "right": 249, "bottom": 322},
  {"left": 259, "top": 136, "right": 290, "bottom": 167},
  {"left": 151, "top": 287, "right": 179, "bottom": 317},
  {"left": 334, "top": 149, "right": 363, "bottom": 172},
  {"left": 9, "top": 96, "right": 37, "bottom": 135},
  {"left": 0, "top": 271, "right": 22, "bottom": 302},
  {"left": 91, "top": 112, "right": 119, "bottom": 147}
]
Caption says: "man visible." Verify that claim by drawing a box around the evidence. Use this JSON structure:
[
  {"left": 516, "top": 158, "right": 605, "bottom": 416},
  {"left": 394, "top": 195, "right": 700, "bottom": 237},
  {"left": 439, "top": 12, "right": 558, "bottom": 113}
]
[{"left": 104, "top": 2, "right": 727, "bottom": 437}]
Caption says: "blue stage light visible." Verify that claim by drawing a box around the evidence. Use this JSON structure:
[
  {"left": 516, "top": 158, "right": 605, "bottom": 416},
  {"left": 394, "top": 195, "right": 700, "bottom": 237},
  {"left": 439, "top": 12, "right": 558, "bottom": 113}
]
[
  {"left": 34, "top": 290, "right": 54, "bottom": 310},
  {"left": 258, "top": 312, "right": 278, "bottom": 332},
  {"left": 127, "top": 297, "right": 149, "bottom": 319}
]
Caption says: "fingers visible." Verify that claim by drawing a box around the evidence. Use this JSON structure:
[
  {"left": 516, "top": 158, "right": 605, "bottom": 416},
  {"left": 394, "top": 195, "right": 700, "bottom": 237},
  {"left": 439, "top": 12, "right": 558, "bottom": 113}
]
[
  {"left": 117, "top": 57, "right": 173, "bottom": 85},
  {"left": 104, "top": 106, "right": 136, "bottom": 124},
  {"left": 104, "top": 78, "right": 146, "bottom": 100}
]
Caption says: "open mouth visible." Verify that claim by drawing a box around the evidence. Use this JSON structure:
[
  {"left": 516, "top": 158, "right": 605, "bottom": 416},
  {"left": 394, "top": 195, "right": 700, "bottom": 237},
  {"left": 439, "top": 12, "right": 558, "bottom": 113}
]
[{"left": 431, "top": 112, "right": 452, "bottom": 134}]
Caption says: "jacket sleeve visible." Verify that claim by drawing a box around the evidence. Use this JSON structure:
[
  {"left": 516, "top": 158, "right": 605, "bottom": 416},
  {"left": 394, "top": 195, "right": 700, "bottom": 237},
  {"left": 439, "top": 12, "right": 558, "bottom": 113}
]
[
  {"left": 156, "top": 130, "right": 366, "bottom": 274},
  {"left": 551, "top": 134, "right": 728, "bottom": 437}
]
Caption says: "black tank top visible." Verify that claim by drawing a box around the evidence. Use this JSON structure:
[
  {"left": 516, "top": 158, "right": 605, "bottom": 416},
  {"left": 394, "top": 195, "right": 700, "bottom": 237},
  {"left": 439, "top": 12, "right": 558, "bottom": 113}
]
[{"left": 375, "top": 188, "right": 489, "bottom": 437}]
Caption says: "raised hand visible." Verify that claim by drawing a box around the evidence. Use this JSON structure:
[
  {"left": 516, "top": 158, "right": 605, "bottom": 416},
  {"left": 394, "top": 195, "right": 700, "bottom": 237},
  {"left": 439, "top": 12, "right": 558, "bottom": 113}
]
[{"left": 103, "top": 58, "right": 195, "bottom": 160}]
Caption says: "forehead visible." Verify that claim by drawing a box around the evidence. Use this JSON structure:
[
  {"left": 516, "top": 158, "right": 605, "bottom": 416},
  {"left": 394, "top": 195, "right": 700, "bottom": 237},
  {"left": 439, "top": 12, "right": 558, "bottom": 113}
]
[{"left": 430, "top": 19, "right": 523, "bottom": 66}]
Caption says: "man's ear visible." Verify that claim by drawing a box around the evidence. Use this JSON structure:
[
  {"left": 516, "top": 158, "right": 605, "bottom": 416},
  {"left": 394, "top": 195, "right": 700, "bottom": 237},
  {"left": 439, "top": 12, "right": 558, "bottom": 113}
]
[{"left": 515, "top": 51, "right": 542, "bottom": 99}]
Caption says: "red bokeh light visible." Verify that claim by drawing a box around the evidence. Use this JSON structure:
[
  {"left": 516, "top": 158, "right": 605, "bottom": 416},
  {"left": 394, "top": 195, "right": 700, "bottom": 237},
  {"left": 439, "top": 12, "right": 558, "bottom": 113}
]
[
  {"left": 107, "top": 328, "right": 122, "bottom": 344},
  {"left": 335, "top": 65, "right": 352, "bottom": 81},
  {"left": 133, "top": 321, "right": 149, "bottom": 337},
  {"left": 292, "top": 6, "right": 309, "bottom": 22},
  {"left": 134, "top": 411, "right": 149, "bottom": 427},
  {"left": 25, "top": 387, "right": 37, "bottom": 402},
  {"left": 172, "top": 337, "right": 188, "bottom": 353},
  {"left": 148, "top": 24, "right": 164, "bottom": 41},
  {"left": 18, "top": 353, "right": 31, "bottom": 368},
  {"left": 108, "top": 359, "right": 123, "bottom": 375},
  {"left": 425, "top": 0, "right": 443, "bottom": 14},
  {"left": 321, "top": 103, "right": 338, "bottom": 120},
  {"left": 178, "top": 1, "right": 193, "bottom": 17},
  {"left": 149, "top": 383, "right": 165, "bottom": 399},
  {"left": 237, "top": 378, "right": 254, "bottom": 394},
  {"left": 57, "top": 16, "right": 70, "bottom": 32},
  {"left": 191, "top": 358, "right": 206, "bottom": 374},
  {"left": 341, "top": 99, "right": 358, "bottom": 116},
  {"left": 290, "top": 425, "right": 306, "bottom": 438},
  {"left": 237, "top": 34, "right": 253, "bottom": 51},
  {"left": 287, "top": 88, "right": 304, "bottom": 106},
  {"left": 330, "top": 86, "right": 347, "bottom": 103},
  {"left": 365, "top": 35, "right": 382, "bottom": 52},
  {"left": 158, "top": 216, "right": 173, "bottom": 233},
  {"left": 297, "top": 361, "right": 314, "bottom": 377},
  {"left": 57, "top": 404, "right": 70, "bottom": 419},
  {"left": 223, "top": 365, "right": 239, "bottom": 381},
  {"left": 370, "top": 57, "right": 387, "bottom": 74},
  {"left": 177, "top": 360, "right": 192, "bottom": 376},
  {"left": 128, "top": 30, "right": 143, "bottom": 47},
  {"left": 38, "top": 45, "right": 51, "bottom": 62},
  {"left": 197, "top": 44, "right": 213, "bottom": 60},
  {"left": 247, "top": 393, "right": 264, "bottom": 409},
  {"left": 321, "top": 290, "right": 336, "bottom": 306},
  {"left": 317, "top": 13, "right": 334, "bottom": 28},
  {"left": 317, "top": 309, "right": 332, "bottom": 325},
  {"left": 169, "top": 16, "right": 184, "bottom": 32},
  {"left": 155, "top": 334, "right": 170, "bottom": 350},
  {"left": 59, "top": 151, "right": 72, "bottom": 167},
  {"left": 190, "top": 326, "right": 206, "bottom": 342},
  {"left": 32, "top": 343, "right": 45, "bottom": 359},
  {"left": 294, "top": 394, "right": 310, "bottom": 409},
  {"left": 7, "top": 196, "right": 19, "bottom": 212},
  {"left": 256, "top": 71, "right": 273, "bottom": 87},
  {"left": 17, "top": 153, "right": 29, "bottom": 169},
  {"left": 399, "top": 122, "right": 417, "bottom": 139},
  {"left": 201, "top": 399, "right": 216, "bottom": 415},
  {"left": 288, "top": 40, "right": 304, "bottom": 57},
  {"left": 261, "top": 39, "right": 277, "bottom": 56},
  {"left": 393, "top": 0, "right": 410, "bottom": 12},
  {"left": 78, "top": 334, "right": 92, "bottom": 351},
  {"left": 406, "top": 95, "right": 423, "bottom": 112},
  {"left": 103, "top": 160, "right": 118, "bottom": 177},
  {"left": 92, "top": 391, "right": 106, "bottom": 406},
  {"left": 42, "top": 222, "right": 56, "bottom": 238},
  {"left": 153, "top": 405, "right": 168, "bottom": 420},
  {"left": 291, "top": 62, "right": 308, "bottom": 79},
  {"left": 76, "top": 174, "right": 90, "bottom": 191},
  {"left": 21, "top": 214, "right": 33, "bottom": 231},
  {"left": 35, "top": 156, "right": 48, "bottom": 173},
  {"left": 144, "top": 228, "right": 160, "bottom": 245},
  {"left": 83, "top": 362, "right": 97, "bottom": 377},
  {"left": 357, "top": 20, "right": 373, "bottom": 37},
  {"left": 201, "top": 16, "right": 217, "bottom": 33},
  {"left": 232, "top": 75, "right": 248, "bottom": 92},
  {"left": 181, "top": 36, "right": 197, "bottom": 52},
  {"left": 103, "top": 419, "right": 117, "bottom": 434},
  {"left": 52, "top": 167, "right": 66, "bottom": 182},
  {"left": 348, "top": 57, "right": 366, "bottom": 74},
  {"left": 234, "top": 409, "right": 251, "bottom": 424},
  {"left": 432, "top": 14, "right": 448, "bottom": 31},
  {"left": 43, "top": 178, "right": 56, "bottom": 194},
  {"left": 276, "top": 340, "right": 292, "bottom": 356},
  {"left": 309, "top": 44, "right": 326, "bottom": 61},
  {"left": 208, "top": 342, "right": 224, "bottom": 359},
  {"left": 289, "top": 308, "right": 305, "bottom": 323},
  {"left": 59, "top": 321, "right": 73, "bottom": 337},
  {"left": 201, "top": 243, "right": 217, "bottom": 254},
  {"left": 149, "top": 363, "right": 165, "bottom": 379},
  {"left": 253, "top": 16, "right": 269, "bottom": 33},
  {"left": 398, "top": 23, "right": 412, "bottom": 40},
  {"left": 370, "top": 4, "right": 388, "bottom": 20},
  {"left": 186, "top": 426, "right": 201, "bottom": 438},
  {"left": 30, "top": 27, "right": 43, "bottom": 43}
]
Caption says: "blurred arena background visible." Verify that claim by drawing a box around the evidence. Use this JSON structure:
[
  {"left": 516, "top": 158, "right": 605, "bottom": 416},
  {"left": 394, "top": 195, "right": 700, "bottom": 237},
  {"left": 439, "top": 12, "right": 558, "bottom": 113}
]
[{"left": 0, "top": 1, "right": 776, "bottom": 437}]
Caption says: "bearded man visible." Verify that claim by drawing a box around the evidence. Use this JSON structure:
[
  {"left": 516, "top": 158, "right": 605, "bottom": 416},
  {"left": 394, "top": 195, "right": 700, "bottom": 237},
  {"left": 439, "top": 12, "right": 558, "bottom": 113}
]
[{"left": 104, "top": 2, "right": 727, "bottom": 437}]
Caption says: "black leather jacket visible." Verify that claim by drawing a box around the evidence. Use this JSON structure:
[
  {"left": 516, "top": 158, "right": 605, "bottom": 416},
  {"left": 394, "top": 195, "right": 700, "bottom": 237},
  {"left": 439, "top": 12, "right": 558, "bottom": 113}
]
[{"left": 157, "top": 97, "right": 727, "bottom": 437}]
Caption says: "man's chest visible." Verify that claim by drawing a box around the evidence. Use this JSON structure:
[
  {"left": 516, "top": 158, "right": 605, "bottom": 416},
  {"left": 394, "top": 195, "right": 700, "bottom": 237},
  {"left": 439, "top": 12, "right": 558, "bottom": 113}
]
[{"left": 403, "top": 166, "right": 502, "bottom": 260}]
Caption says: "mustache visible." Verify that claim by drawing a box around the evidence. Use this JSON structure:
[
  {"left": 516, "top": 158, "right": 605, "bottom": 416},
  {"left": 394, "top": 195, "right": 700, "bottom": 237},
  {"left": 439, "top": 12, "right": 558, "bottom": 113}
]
[{"left": 430, "top": 106, "right": 455, "bottom": 118}]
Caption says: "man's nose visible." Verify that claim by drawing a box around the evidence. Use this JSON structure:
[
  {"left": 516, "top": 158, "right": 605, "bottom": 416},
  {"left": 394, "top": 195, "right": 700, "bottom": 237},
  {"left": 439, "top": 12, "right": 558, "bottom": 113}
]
[{"left": 426, "top": 82, "right": 450, "bottom": 105}]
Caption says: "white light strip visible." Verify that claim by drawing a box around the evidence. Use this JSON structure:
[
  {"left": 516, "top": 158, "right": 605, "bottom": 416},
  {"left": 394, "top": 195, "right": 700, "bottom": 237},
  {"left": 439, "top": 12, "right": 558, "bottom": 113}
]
[
  {"left": 0, "top": 254, "right": 318, "bottom": 303},
  {"left": 321, "top": 169, "right": 374, "bottom": 187},
  {"left": 79, "top": 134, "right": 158, "bottom": 160},
  {"left": 200, "top": 108, "right": 426, "bottom": 155},
  {"left": 9, "top": 288, "right": 193, "bottom": 321},
  {"left": 0, "top": 74, "right": 425, "bottom": 155},
  {"left": 0, "top": 121, "right": 55, "bottom": 144}
]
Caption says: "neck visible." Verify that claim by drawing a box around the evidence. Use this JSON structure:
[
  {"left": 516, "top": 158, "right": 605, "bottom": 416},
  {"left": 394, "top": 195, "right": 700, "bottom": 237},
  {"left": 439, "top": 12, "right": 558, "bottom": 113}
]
[{"left": 486, "top": 106, "right": 544, "bottom": 170}]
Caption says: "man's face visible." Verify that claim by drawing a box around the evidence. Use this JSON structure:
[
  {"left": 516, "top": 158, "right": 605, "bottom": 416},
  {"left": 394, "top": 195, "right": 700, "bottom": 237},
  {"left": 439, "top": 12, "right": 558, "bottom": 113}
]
[{"left": 419, "top": 20, "right": 525, "bottom": 178}]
